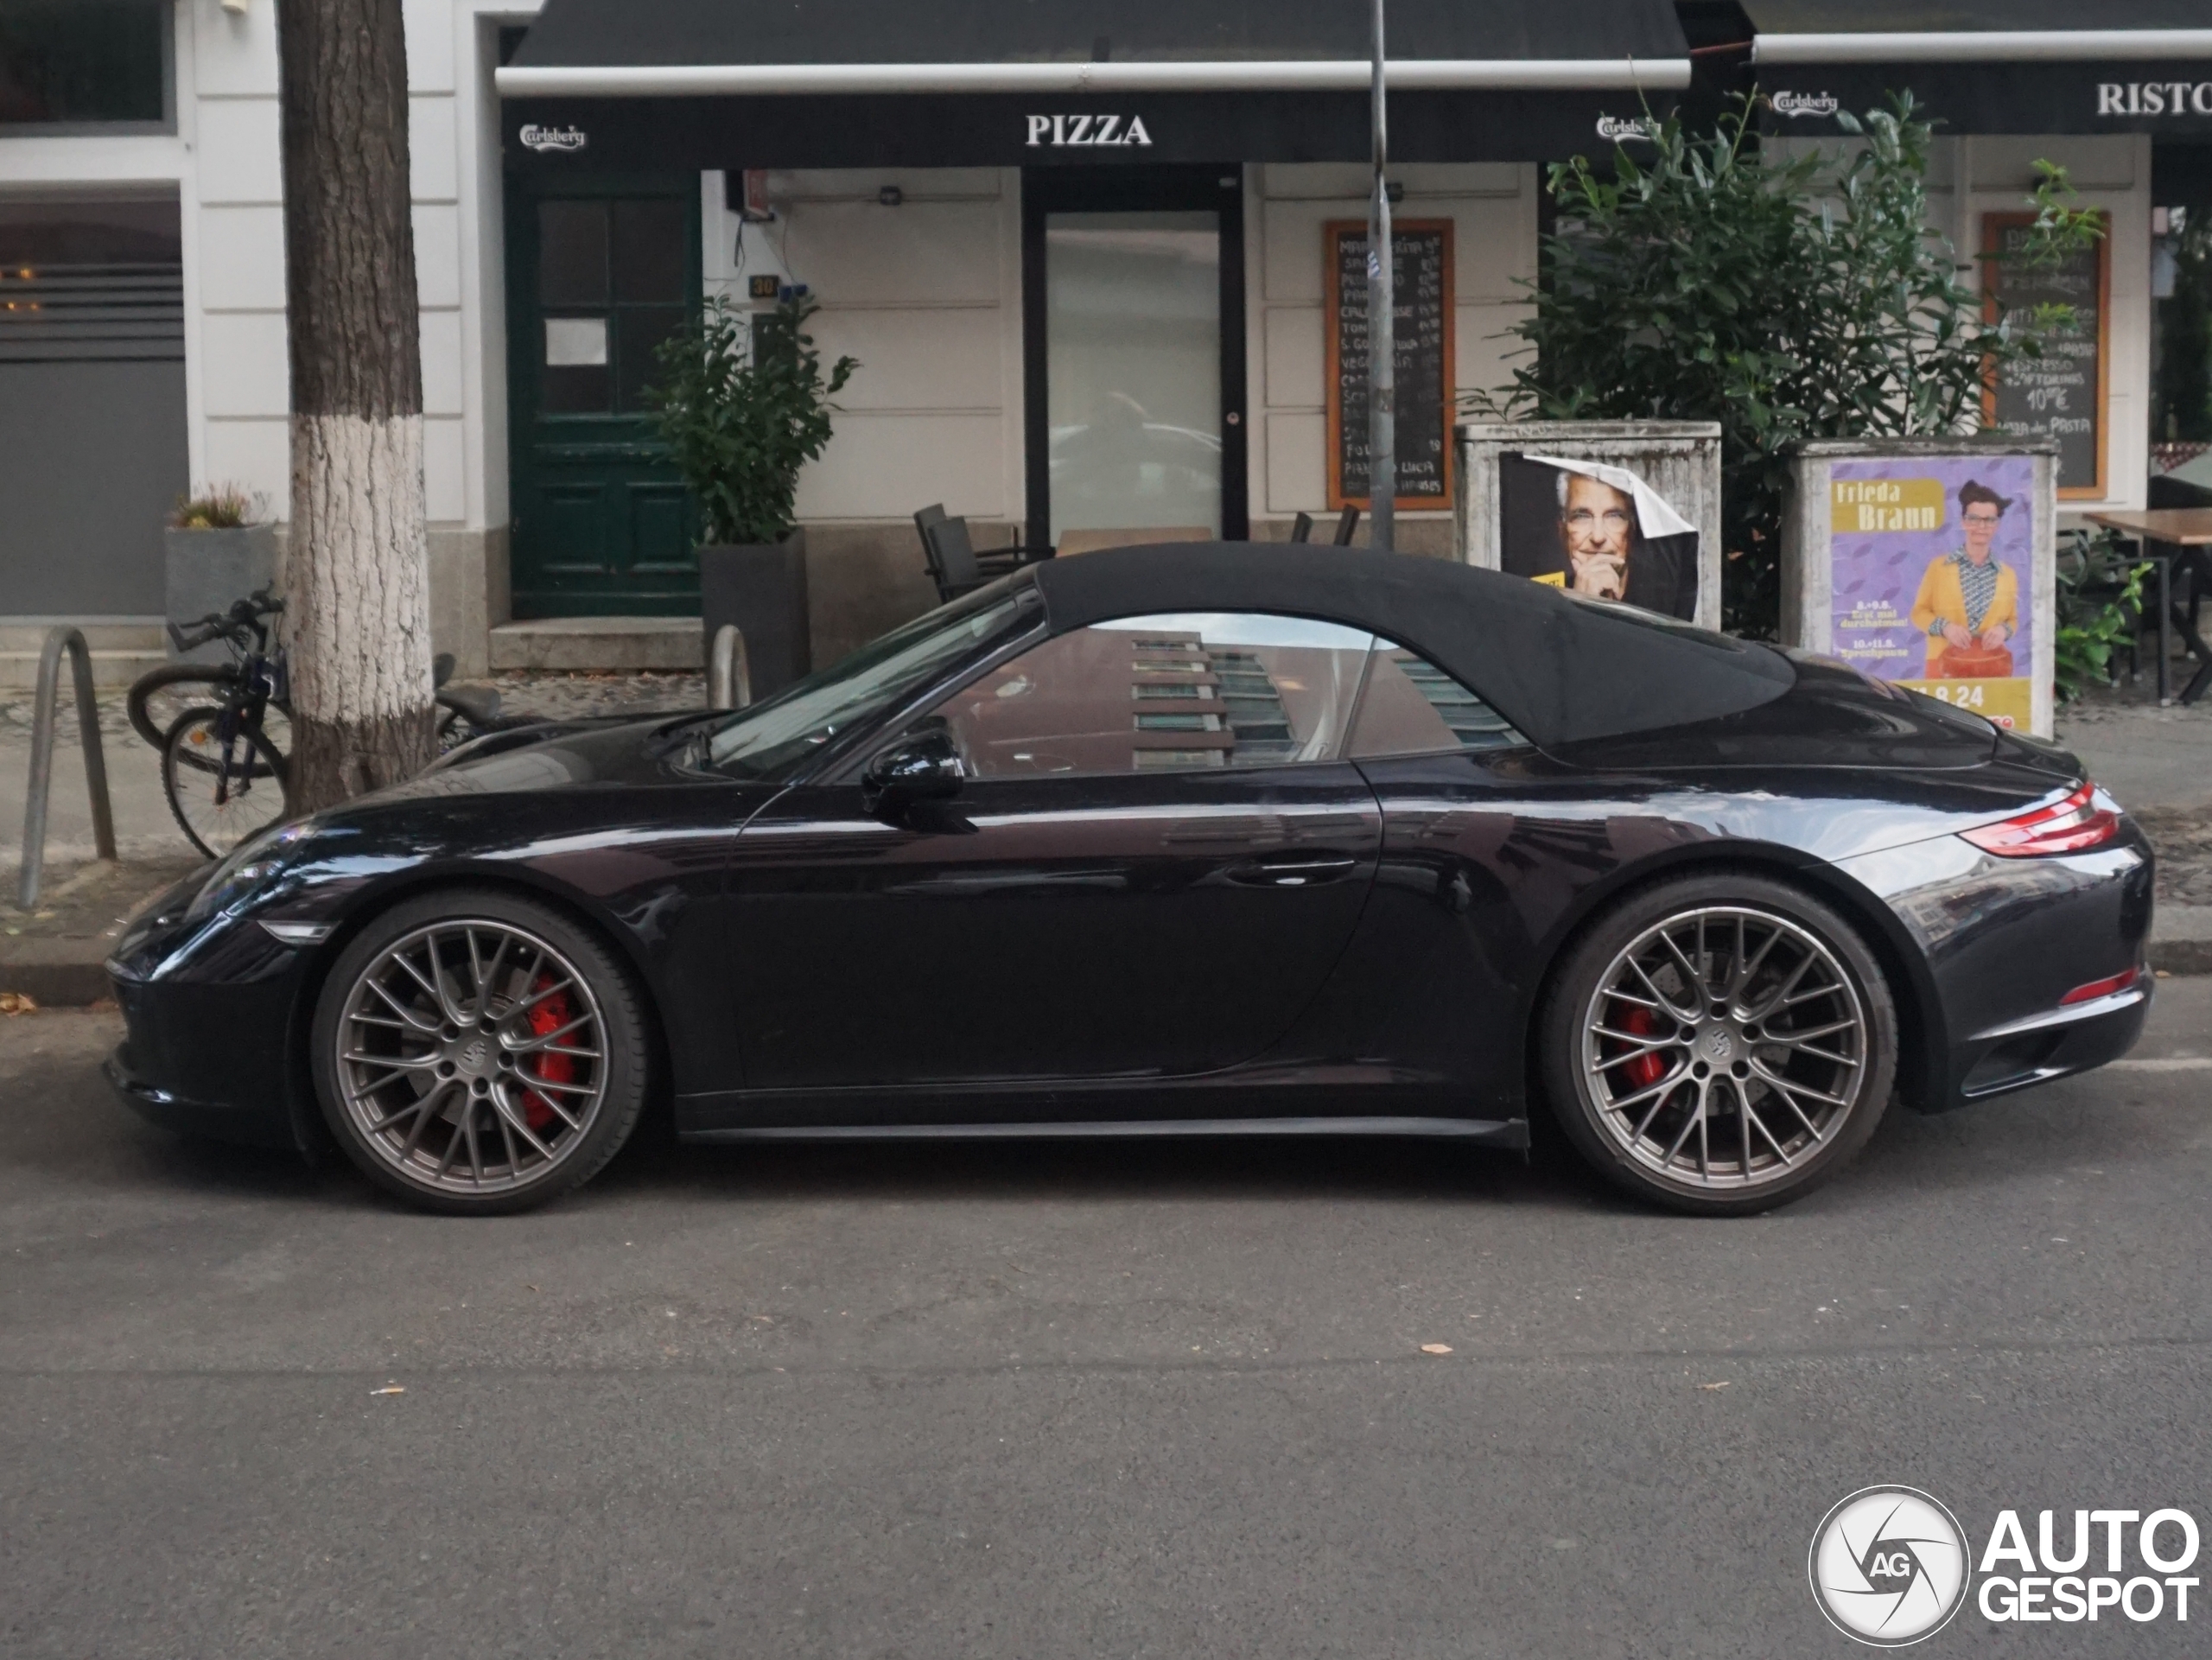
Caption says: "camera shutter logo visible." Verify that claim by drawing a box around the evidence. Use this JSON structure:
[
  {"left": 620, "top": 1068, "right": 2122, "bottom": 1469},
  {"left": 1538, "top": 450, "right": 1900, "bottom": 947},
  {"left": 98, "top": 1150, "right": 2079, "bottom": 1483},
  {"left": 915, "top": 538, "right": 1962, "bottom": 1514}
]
[{"left": 1809, "top": 1487, "right": 1971, "bottom": 1646}]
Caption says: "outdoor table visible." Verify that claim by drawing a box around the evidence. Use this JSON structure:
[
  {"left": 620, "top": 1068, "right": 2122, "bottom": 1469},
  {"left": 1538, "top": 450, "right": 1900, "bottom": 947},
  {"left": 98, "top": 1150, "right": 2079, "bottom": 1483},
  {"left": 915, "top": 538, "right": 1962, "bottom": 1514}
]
[{"left": 2083, "top": 509, "right": 2212, "bottom": 707}]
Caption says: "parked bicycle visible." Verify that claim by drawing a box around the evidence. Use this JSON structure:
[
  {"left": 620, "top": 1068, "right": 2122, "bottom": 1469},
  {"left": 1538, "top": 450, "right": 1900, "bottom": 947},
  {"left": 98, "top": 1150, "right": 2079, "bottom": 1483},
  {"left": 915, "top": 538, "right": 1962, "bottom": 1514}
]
[
  {"left": 139, "top": 589, "right": 293, "bottom": 858},
  {"left": 129, "top": 594, "right": 548, "bottom": 858}
]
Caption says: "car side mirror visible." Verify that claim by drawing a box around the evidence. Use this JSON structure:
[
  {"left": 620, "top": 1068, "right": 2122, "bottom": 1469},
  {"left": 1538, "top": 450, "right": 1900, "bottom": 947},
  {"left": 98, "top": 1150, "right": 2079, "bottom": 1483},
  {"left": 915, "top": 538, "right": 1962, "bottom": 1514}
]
[{"left": 861, "top": 728, "right": 965, "bottom": 817}]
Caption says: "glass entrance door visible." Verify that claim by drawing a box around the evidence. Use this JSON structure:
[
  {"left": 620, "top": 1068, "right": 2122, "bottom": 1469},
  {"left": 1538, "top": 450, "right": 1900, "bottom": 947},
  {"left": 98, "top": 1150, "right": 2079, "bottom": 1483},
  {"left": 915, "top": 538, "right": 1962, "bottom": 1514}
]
[{"left": 1024, "top": 169, "right": 1246, "bottom": 551}]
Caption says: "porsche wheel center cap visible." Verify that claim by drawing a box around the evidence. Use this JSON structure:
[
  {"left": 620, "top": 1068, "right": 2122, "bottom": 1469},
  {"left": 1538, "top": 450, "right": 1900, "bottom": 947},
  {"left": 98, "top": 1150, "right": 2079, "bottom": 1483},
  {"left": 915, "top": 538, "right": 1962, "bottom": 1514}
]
[{"left": 1700, "top": 1026, "right": 1737, "bottom": 1064}]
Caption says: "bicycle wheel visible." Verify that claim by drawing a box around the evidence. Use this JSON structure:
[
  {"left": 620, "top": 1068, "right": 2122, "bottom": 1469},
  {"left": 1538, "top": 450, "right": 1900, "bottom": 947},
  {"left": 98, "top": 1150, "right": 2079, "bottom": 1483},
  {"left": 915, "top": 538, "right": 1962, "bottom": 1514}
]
[
  {"left": 162, "top": 706, "right": 291, "bottom": 859},
  {"left": 129, "top": 664, "right": 236, "bottom": 751},
  {"left": 129, "top": 664, "right": 294, "bottom": 765}
]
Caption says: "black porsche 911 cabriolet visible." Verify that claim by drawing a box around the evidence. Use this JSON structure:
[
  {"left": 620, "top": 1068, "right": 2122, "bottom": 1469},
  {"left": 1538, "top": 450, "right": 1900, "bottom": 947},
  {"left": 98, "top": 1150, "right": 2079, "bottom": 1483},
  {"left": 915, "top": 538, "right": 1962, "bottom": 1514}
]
[{"left": 105, "top": 544, "right": 2153, "bottom": 1216}]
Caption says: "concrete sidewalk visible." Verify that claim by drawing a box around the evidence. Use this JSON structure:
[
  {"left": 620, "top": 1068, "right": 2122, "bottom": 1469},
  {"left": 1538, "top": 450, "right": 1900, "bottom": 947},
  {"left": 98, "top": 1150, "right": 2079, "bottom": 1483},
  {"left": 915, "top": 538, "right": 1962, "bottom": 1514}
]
[{"left": 3, "top": 676, "right": 2207, "bottom": 1003}]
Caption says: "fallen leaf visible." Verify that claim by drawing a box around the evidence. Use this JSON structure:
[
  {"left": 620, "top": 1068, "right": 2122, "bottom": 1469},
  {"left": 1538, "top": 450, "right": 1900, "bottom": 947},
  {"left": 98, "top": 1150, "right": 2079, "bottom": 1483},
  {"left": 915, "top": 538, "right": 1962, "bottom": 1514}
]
[
  {"left": 0, "top": 991, "right": 37, "bottom": 1016},
  {"left": 1697, "top": 1381, "right": 1732, "bottom": 1391},
  {"left": 370, "top": 1384, "right": 405, "bottom": 1396},
  {"left": 1420, "top": 1343, "right": 1453, "bottom": 1356}
]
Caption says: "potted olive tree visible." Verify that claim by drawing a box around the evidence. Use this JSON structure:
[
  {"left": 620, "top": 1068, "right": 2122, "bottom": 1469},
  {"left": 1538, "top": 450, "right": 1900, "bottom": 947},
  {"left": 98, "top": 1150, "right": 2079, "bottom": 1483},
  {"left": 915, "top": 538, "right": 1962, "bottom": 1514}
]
[
  {"left": 165, "top": 485, "right": 275, "bottom": 664},
  {"left": 649, "top": 293, "right": 857, "bottom": 698}
]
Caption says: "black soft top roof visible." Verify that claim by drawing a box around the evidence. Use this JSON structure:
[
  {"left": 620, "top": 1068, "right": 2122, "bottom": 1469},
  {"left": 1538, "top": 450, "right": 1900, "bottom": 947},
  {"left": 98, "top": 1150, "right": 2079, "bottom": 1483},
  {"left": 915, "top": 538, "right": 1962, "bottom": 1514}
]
[{"left": 1027, "top": 544, "right": 1794, "bottom": 749}]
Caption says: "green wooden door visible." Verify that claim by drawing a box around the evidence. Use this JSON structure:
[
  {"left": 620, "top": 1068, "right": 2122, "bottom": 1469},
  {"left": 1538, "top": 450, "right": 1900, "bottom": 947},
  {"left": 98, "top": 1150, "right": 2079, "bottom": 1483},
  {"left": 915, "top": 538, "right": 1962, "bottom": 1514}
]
[{"left": 505, "top": 176, "right": 701, "bottom": 616}]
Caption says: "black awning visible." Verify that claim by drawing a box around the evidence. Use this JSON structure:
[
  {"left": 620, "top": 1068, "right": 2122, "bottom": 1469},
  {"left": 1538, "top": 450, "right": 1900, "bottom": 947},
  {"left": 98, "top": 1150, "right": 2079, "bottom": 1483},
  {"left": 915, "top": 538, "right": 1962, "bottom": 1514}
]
[
  {"left": 1745, "top": 2, "right": 2212, "bottom": 136},
  {"left": 497, "top": 0, "right": 1691, "bottom": 171}
]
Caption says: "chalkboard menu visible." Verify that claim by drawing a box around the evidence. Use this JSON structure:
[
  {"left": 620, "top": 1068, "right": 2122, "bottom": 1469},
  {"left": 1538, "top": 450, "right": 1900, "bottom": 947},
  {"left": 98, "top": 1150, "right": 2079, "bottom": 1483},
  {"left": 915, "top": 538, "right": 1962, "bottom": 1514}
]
[
  {"left": 1983, "top": 211, "right": 2108, "bottom": 499},
  {"left": 1325, "top": 219, "right": 1455, "bottom": 510}
]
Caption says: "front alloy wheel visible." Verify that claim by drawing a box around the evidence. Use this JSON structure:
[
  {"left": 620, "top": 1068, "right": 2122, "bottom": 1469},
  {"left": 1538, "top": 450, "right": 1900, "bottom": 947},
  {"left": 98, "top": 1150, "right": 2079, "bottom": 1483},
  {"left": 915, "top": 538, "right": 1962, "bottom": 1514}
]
[
  {"left": 313, "top": 890, "right": 648, "bottom": 1213},
  {"left": 1542, "top": 875, "right": 1897, "bottom": 1214}
]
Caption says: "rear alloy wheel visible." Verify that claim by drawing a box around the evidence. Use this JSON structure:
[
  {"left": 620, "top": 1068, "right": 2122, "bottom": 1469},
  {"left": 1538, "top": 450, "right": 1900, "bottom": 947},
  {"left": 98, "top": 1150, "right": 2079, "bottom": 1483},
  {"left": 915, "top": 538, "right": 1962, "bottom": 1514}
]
[
  {"left": 312, "top": 889, "right": 649, "bottom": 1214},
  {"left": 1540, "top": 875, "right": 1897, "bottom": 1215}
]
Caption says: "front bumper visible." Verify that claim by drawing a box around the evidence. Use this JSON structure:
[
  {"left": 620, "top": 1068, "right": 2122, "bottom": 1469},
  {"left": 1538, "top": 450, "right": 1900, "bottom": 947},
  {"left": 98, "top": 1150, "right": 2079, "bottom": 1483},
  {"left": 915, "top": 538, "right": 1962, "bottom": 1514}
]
[
  {"left": 104, "top": 887, "right": 316, "bottom": 1151},
  {"left": 105, "top": 1038, "right": 297, "bottom": 1149}
]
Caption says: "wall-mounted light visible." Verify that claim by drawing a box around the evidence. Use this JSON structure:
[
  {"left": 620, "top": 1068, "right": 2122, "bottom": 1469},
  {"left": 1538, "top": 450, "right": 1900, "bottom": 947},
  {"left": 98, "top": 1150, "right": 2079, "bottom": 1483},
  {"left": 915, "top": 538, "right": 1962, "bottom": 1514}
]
[
  {"left": 726, "top": 169, "right": 775, "bottom": 224},
  {"left": 220, "top": 0, "right": 251, "bottom": 15}
]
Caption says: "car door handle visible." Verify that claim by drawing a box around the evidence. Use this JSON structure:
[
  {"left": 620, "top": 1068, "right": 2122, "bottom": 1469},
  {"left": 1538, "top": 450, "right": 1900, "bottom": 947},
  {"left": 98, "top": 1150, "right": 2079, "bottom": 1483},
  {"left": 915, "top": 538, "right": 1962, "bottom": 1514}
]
[{"left": 1224, "top": 855, "right": 1360, "bottom": 887}]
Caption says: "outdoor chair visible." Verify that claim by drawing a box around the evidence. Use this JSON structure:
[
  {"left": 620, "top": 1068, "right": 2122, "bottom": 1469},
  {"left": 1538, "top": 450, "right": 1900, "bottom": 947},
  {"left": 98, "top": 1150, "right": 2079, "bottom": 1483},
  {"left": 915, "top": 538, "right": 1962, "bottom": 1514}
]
[
  {"left": 1287, "top": 507, "right": 1359, "bottom": 546},
  {"left": 914, "top": 504, "right": 1053, "bottom": 604}
]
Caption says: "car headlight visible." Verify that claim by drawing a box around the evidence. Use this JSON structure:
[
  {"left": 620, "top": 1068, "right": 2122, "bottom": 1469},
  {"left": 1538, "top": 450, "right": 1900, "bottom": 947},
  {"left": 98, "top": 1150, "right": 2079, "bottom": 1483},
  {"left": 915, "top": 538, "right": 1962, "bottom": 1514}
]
[{"left": 182, "top": 822, "right": 315, "bottom": 924}]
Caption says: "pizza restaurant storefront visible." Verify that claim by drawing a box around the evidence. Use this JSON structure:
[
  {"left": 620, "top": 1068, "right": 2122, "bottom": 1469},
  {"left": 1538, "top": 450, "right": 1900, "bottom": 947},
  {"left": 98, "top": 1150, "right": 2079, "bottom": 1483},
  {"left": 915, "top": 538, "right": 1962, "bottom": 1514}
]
[{"left": 493, "top": 0, "right": 1693, "bottom": 659}]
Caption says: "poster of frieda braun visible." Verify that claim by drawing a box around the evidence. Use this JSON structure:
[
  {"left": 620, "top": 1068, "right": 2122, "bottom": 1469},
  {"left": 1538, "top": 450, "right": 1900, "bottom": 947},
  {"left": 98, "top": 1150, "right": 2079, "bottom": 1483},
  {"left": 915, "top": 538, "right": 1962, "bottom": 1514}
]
[{"left": 1825, "top": 455, "right": 2040, "bottom": 731}]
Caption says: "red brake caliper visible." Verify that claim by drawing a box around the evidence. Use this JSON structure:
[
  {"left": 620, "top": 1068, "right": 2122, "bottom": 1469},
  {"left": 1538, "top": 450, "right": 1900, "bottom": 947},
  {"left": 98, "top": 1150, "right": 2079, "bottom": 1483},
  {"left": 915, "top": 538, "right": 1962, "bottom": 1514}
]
[
  {"left": 522, "top": 975, "right": 575, "bottom": 1132},
  {"left": 1617, "top": 1002, "right": 1664, "bottom": 1090}
]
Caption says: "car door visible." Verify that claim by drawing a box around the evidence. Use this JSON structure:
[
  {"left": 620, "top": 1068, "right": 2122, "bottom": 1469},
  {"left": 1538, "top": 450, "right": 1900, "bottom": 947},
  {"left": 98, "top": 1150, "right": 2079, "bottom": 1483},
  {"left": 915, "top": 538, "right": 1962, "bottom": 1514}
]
[
  {"left": 1302, "top": 642, "right": 1553, "bottom": 1121},
  {"left": 720, "top": 612, "right": 1384, "bottom": 1107}
]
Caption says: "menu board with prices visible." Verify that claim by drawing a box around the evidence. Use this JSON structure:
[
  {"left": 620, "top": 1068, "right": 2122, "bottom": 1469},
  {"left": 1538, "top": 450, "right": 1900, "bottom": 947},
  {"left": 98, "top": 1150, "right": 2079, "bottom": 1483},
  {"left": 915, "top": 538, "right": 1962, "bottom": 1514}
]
[
  {"left": 1325, "top": 219, "right": 1455, "bottom": 510},
  {"left": 1982, "top": 211, "right": 2108, "bottom": 499}
]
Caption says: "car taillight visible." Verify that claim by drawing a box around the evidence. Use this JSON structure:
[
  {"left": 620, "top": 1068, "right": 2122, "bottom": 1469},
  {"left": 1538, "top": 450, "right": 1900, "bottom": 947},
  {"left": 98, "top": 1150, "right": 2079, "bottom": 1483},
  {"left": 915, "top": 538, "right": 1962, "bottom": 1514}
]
[{"left": 1960, "top": 782, "right": 2122, "bottom": 858}]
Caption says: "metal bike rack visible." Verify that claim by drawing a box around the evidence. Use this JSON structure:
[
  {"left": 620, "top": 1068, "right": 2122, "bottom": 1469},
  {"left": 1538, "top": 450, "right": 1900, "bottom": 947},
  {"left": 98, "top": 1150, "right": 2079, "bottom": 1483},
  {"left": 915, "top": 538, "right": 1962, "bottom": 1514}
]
[
  {"left": 709, "top": 623, "right": 752, "bottom": 711},
  {"left": 18, "top": 627, "right": 118, "bottom": 910}
]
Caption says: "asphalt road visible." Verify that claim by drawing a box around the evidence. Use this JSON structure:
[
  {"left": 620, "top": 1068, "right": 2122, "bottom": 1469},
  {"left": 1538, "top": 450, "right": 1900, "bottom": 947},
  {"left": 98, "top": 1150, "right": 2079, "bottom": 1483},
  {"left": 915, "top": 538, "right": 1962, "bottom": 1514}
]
[{"left": 3, "top": 985, "right": 2209, "bottom": 1658}]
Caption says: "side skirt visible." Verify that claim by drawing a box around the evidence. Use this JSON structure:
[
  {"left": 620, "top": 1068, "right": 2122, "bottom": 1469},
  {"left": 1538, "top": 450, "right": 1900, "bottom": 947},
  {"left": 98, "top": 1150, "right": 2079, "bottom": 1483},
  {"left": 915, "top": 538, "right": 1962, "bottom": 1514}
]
[{"left": 683, "top": 1116, "right": 1526, "bottom": 1147}]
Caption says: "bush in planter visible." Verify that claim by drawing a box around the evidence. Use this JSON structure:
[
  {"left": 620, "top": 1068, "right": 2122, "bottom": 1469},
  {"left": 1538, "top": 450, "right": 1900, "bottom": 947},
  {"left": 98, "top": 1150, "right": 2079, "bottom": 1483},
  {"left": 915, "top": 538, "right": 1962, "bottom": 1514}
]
[
  {"left": 646, "top": 293, "right": 859, "bottom": 547},
  {"left": 1473, "top": 94, "right": 2101, "bottom": 638},
  {"left": 170, "top": 484, "right": 265, "bottom": 531}
]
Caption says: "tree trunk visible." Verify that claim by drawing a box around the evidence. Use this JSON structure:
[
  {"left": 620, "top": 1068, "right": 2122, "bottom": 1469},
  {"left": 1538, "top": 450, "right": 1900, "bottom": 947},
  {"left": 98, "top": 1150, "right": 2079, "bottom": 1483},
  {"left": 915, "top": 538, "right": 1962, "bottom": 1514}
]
[{"left": 276, "top": 0, "right": 434, "bottom": 810}]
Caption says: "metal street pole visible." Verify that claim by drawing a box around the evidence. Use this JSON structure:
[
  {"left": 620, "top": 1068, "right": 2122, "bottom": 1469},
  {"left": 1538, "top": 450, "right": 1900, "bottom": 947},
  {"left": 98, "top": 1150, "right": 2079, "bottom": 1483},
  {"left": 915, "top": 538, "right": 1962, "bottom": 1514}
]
[{"left": 1365, "top": 0, "right": 1394, "bottom": 552}]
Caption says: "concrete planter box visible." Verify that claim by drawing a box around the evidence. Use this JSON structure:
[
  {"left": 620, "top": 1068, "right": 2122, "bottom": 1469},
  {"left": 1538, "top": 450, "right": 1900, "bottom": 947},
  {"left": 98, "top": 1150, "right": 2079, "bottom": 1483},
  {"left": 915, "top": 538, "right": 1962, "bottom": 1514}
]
[
  {"left": 164, "top": 523, "right": 276, "bottom": 664},
  {"left": 700, "top": 531, "right": 811, "bottom": 703}
]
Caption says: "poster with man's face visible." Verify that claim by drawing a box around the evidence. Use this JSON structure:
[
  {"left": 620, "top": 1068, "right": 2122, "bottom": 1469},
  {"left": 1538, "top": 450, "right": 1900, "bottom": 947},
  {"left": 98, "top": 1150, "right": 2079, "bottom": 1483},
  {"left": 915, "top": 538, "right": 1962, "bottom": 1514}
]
[{"left": 1497, "top": 454, "right": 1700, "bottom": 620}]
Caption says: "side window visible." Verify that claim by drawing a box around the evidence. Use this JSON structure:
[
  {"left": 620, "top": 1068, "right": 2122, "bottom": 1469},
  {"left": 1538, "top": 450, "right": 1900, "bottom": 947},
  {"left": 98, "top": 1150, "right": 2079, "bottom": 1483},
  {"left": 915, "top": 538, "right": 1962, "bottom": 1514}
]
[
  {"left": 931, "top": 612, "right": 1376, "bottom": 778},
  {"left": 1348, "top": 643, "right": 1526, "bottom": 757}
]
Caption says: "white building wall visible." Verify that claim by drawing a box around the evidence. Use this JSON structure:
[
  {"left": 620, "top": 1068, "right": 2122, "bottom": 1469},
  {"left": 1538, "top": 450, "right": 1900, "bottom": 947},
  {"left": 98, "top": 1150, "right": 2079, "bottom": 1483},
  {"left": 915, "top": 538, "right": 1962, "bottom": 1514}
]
[
  {"left": 702, "top": 167, "right": 1025, "bottom": 529},
  {"left": 0, "top": 0, "right": 525, "bottom": 665},
  {"left": 1249, "top": 162, "right": 1538, "bottom": 553},
  {"left": 698, "top": 166, "right": 1027, "bottom": 656}
]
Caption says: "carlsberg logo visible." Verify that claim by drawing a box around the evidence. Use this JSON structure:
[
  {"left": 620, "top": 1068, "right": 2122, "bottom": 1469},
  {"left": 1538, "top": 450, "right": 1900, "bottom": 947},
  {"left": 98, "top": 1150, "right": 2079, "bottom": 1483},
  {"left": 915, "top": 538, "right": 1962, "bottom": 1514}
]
[
  {"left": 1772, "top": 91, "right": 1840, "bottom": 118},
  {"left": 519, "top": 124, "right": 588, "bottom": 153}
]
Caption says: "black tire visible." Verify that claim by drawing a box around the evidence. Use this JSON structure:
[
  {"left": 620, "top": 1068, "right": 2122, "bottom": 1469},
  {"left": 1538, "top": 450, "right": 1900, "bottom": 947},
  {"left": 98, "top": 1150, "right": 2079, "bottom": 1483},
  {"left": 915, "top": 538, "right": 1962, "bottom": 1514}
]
[
  {"left": 131, "top": 665, "right": 292, "bottom": 757},
  {"left": 310, "top": 887, "right": 650, "bottom": 1215},
  {"left": 161, "top": 705, "right": 291, "bottom": 859},
  {"left": 1537, "top": 871, "right": 1897, "bottom": 1216},
  {"left": 130, "top": 663, "right": 238, "bottom": 750}
]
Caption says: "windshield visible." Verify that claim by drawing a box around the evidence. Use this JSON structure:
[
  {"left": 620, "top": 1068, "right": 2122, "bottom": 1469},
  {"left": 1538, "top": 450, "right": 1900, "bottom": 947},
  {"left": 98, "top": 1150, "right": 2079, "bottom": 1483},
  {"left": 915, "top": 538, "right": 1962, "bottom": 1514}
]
[{"left": 706, "top": 589, "right": 1038, "bottom": 779}]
